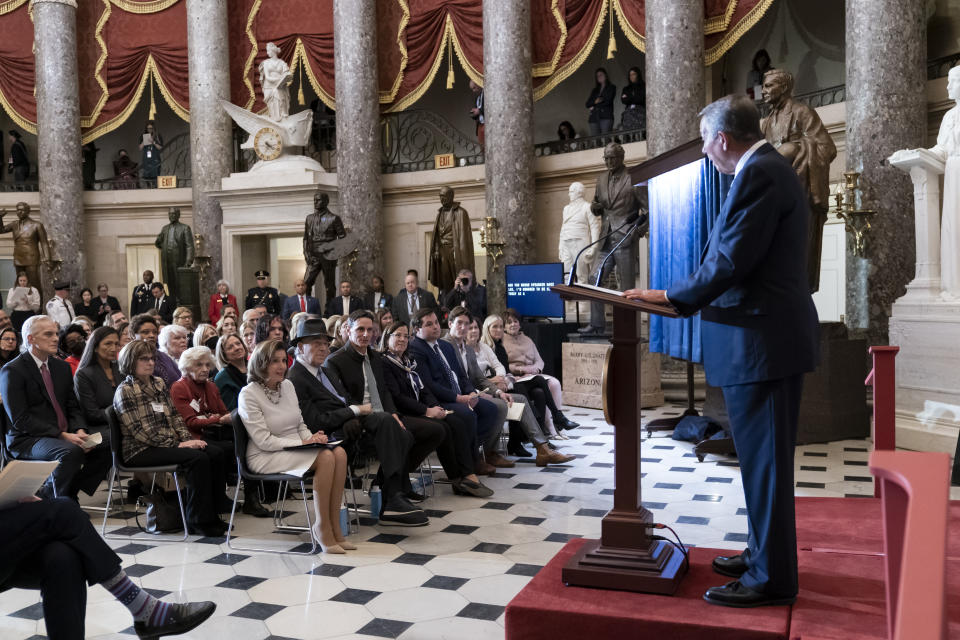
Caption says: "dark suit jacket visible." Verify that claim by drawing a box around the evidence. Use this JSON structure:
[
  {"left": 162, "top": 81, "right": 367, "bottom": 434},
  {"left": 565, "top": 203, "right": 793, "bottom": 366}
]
[
  {"left": 282, "top": 294, "right": 321, "bottom": 321},
  {"left": 324, "top": 296, "right": 365, "bottom": 318},
  {"left": 440, "top": 285, "right": 487, "bottom": 318},
  {"left": 130, "top": 283, "right": 154, "bottom": 315},
  {"left": 441, "top": 336, "right": 496, "bottom": 394},
  {"left": 391, "top": 288, "right": 438, "bottom": 325},
  {"left": 286, "top": 360, "right": 356, "bottom": 433},
  {"left": 74, "top": 362, "right": 121, "bottom": 428},
  {"left": 408, "top": 336, "right": 475, "bottom": 404},
  {"left": 667, "top": 143, "right": 819, "bottom": 387},
  {"left": 380, "top": 356, "right": 438, "bottom": 417},
  {"left": 363, "top": 291, "right": 394, "bottom": 312},
  {"left": 93, "top": 296, "right": 122, "bottom": 325},
  {"left": 0, "top": 352, "right": 86, "bottom": 448},
  {"left": 323, "top": 345, "right": 398, "bottom": 415},
  {"left": 151, "top": 295, "right": 177, "bottom": 323}
]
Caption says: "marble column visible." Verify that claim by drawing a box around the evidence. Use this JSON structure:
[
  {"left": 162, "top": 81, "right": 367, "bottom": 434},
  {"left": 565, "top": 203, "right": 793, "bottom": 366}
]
[
  {"left": 186, "top": 0, "right": 232, "bottom": 296},
  {"left": 645, "top": 0, "right": 704, "bottom": 157},
  {"left": 33, "top": 0, "right": 84, "bottom": 299},
  {"left": 482, "top": 0, "right": 535, "bottom": 315},
  {"left": 845, "top": 0, "right": 926, "bottom": 343},
  {"left": 333, "top": 0, "right": 383, "bottom": 291}
]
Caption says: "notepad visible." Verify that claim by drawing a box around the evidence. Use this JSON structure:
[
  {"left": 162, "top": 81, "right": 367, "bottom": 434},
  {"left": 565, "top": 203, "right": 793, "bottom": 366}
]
[
  {"left": 283, "top": 440, "right": 343, "bottom": 451},
  {"left": 506, "top": 402, "right": 527, "bottom": 422},
  {"left": 80, "top": 431, "right": 103, "bottom": 450},
  {"left": 0, "top": 460, "right": 59, "bottom": 510}
]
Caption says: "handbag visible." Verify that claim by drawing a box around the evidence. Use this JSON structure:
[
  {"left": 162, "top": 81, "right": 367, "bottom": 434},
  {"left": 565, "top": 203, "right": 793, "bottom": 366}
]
[{"left": 135, "top": 487, "right": 183, "bottom": 534}]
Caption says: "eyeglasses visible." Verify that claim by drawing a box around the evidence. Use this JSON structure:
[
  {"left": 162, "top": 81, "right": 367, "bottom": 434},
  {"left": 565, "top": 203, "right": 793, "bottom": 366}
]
[{"left": 137, "top": 356, "right": 156, "bottom": 362}]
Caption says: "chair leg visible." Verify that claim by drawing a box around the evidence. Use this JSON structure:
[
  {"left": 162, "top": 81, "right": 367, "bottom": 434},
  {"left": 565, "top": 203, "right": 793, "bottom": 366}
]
[
  {"left": 103, "top": 467, "right": 188, "bottom": 543},
  {"left": 227, "top": 472, "right": 316, "bottom": 555}
]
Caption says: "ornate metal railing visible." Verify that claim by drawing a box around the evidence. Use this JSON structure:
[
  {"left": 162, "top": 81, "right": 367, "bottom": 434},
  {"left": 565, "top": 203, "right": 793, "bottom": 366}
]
[
  {"left": 380, "top": 109, "right": 484, "bottom": 173},
  {"left": 793, "top": 84, "right": 847, "bottom": 109},
  {"left": 534, "top": 127, "right": 645, "bottom": 157},
  {"left": 0, "top": 181, "right": 39, "bottom": 192}
]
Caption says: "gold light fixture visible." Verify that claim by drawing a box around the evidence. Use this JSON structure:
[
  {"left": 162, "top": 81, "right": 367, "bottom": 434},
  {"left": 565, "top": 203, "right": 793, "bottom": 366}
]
[
  {"left": 832, "top": 171, "right": 876, "bottom": 257},
  {"left": 479, "top": 216, "right": 505, "bottom": 271}
]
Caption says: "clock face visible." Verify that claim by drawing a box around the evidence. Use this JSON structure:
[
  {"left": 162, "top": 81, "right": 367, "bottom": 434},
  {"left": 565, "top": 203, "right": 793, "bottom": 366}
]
[{"left": 254, "top": 127, "right": 283, "bottom": 161}]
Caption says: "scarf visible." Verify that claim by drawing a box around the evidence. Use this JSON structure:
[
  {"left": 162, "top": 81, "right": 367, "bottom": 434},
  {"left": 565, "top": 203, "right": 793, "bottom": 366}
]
[{"left": 383, "top": 350, "right": 424, "bottom": 399}]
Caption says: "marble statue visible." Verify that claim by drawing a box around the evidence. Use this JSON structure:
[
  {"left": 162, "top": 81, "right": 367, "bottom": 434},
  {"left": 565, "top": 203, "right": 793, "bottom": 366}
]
[
  {"left": 220, "top": 42, "right": 319, "bottom": 172},
  {"left": 558, "top": 182, "right": 602, "bottom": 283},
  {"left": 429, "top": 186, "right": 475, "bottom": 294},
  {"left": 303, "top": 191, "right": 347, "bottom": 302},
  {"left": 761, "top": 69, "right": 837, "bottom": 293},
  {"left": 0, "top": 202, "right": 52, "bottom": 301},
  {"left": 259, "top": 42, "right": 293, "bottom": 122},
  {"left": 890, "top": 66, "right": 960, "bottom": 298},
  {"left": 155, "top": 207, "right": 195, "bottom": 299}
]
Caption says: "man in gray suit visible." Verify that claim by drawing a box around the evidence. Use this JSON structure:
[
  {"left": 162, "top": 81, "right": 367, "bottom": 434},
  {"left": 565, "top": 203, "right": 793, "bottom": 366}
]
[
  {"left": 442, "top": 307, "right": 573, "bottom": 467},
  {"left": 581, "top": 142, "right": 647, "bottom": 335}
]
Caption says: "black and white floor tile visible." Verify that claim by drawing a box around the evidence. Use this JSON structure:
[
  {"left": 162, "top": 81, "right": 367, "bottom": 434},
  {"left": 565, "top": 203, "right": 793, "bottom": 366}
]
[{"left": 1, "top": 403, "right": 924, "bottom": 640}]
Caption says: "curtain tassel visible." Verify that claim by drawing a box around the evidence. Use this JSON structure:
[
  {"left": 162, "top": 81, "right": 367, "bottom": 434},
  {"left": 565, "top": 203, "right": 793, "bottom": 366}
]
[
  {"left": 297, "top": 59, "right": 306, "bottom": 106},
  {"left": 607, "top": 0, "right": 617, "bottom": 59},
  {"left": 445, "top": 36, "right": 455, "bottom": 89},
  {"left": 148, "top": 73, "right": 157, "bottom": 121}
]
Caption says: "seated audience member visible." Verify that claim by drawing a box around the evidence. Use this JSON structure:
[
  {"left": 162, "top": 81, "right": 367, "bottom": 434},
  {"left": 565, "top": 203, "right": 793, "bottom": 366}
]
[
  {"left": 282, "top": 278, "right": 320, "bottom": 321},
  {"left": 0, "top": 498, "right": 216, "bottom": 640},
  {"left": 214, "top": 332, "right": 248, "bottom": 411},
  {"left": 391, "top": 270, "right": 438, "bottom": 326},
  {"left": 171, "top": 346, "right": 267, "bottom": 517},
  {"left": 287, "top": 317, "right": 426, "bottom": 527},
  {"left": 501, "top": 309, "right": 576, "bottom": 432},
  {"left": 326, "top": 310, "right": 444, "bottom": 502},
  {"left": 113, "top": 339, "right": 229, "bottom": 536},
  {"left": 330, "top": 316, "right": 349, "bottom": 352},
  {"left": 116, "top": 321, "right": 132, "bottom": 349},
  {"left": 482, "top": 314, "right": 574, "bottom": 437},
  {"left": 74, "top": 316, "right": 95, "bottom": 337},
  {"left": 208, "top": 279, "right": 238, "bottom": 325},
  {"left": 74, "top": 326, "right": 121, "bottom": 435},
  {"left": 46, "top": 281, "right": 76, "bottom": 329},
  {"left": 0, "top": 308, "right": 12, "bottom": 331},
  {"left": 0, "top": 327, "right": 21, "bottom": 367},
  {"left": 240, "top": 319, "right": 257, "bottom": 353},
  {"left": 104, "top": 309, "right": 127, "bottom": 329},
  {"left": 74, "top": 288, "right": 98, "bottom": 326},
  {"left": 7, "top": 271, "right": 41, "bottom": 332},
  {"left": 194, "top": 323, "right": 218, "bottom": 352},
  {"left": 238, "top": 339, "right": 353, "bottom": 552},
  {"left": 446, "top": 308, "right": 571, "bottom": 465},
  {"left": 441, "top": 269, "right": 487, "bottom": 319},
  {"left": 159, "top": 323, "right": 189, "bottom": 371},
  {"left": 557, "top": 120, "right": 578, "bottom": 141},
  {"left": 222, "top": 305, "right": 239, "bottom": 322},
  {"left": 380, "top": 321, "right": 492, "bottom": 497},
  {"left": 131, "top": 314, "right": 180, "bottom": 389},
  {"left": 408, "top": 308, "right": 503, "bottom": 475},
  {"left": 59, "top": 323, "right": 87, "bottom": 375},
  {"left": 172, "top": 306, "right": 194, "bottom": 346},
  {"left": 376, "top": 308, "right": 394, "bottom": 333},
  {"left": 0, "top": 315, "right": 111, "bottom": 500},
  {"left": 216, "top": 314, "right": 238, "bottom": 337},
  {"left": 363, "top": 275, "right": 393, "bottom": 311},
  {"left": 255, "top": 313, "right": 288, "bottom": 346},
  {"left": 289, "top": 311, "right": 310, "bottom": 339},
  {"left": 113, "top": 148, "right": 139, "bottom": 186},
  {"left": 93, "top": 283, "right": 122, "bottom": 327},
  {"left": 325, "top": 280, "right": 364, "bottom": 317},
  {"left": 150, "top": 283, "right": 176, "bottom": 323}
]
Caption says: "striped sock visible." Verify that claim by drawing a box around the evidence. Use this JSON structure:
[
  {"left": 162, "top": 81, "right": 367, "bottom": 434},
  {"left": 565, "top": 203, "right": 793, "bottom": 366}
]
[{"left": 102, "top": 570, "right": 172, "bottom": 624}]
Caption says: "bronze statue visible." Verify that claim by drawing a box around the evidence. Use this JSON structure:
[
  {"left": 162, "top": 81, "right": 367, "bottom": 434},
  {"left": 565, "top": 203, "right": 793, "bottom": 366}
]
[
  {"left": 155, "top": 206, "right": 194, "bottom": 299},
  {"left": 303, "top": 191, "right": 347, "bottom": 303},
  {"left": 761, "top": 69, "right": 837, "bottom": 292},
  {"left": 0, "top": 202, "right": 52, "bottom": 302},
  {"left": 429, "top": 186, "right": 474, "bottom": 294}
]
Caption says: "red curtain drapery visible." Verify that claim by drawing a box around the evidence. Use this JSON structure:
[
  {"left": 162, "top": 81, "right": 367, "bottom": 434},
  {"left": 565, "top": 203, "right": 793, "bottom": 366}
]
[{"left": 0, "top": 0, "right": 776, "bottom": 141}]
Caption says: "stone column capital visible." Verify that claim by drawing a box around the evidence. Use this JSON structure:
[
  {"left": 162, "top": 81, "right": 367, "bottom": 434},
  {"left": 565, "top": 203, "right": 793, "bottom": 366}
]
[{"left": 31, "top": 0, "right": 78, "bottom": 8}]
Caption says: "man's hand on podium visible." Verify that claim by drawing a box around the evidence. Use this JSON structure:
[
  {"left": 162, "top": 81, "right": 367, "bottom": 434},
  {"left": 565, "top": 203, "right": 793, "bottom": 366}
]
[{"left": 623, "top": 288, "right": 668, "bottom": 305}]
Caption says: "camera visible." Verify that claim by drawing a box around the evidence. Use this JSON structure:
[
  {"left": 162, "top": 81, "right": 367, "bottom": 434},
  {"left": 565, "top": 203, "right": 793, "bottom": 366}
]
[{"left": 460, "top": 277, "right": 470, "bottom": 286}]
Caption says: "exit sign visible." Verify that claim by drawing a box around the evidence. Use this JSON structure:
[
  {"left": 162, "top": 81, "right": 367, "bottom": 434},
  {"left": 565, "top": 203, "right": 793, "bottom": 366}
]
[
  {"left": 434, "top": 153, "right": 455, "bottom": 169},
  {"left": 157, "top": 175, "right": 178, "bottom": 189}
]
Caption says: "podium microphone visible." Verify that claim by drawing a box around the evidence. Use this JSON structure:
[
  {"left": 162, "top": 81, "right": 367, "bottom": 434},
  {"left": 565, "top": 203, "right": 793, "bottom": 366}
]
[
  {"left": 594, "top": 212, "right": 648, "bottom": 286},
  {"left": 567, "top": 212, "right": 644, "bottom": 286}
]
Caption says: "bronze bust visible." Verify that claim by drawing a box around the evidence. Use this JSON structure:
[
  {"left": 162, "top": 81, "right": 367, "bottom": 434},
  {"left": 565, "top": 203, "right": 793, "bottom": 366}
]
[{"left": 761, "top": 69, "right": 837, "bottom": 292}]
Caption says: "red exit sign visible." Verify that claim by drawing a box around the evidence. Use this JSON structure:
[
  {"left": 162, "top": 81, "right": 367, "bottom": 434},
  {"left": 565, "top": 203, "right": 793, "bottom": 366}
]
[{"left": 434, "top": 153, "right": 455, "bottom": 169}]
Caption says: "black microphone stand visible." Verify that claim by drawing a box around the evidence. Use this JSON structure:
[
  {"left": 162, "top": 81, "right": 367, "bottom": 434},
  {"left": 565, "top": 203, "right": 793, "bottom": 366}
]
[
  {"left": 566, "top": 214, "right": 641, "bottom": 286},
  {"left": 592, "top": 214, "right": 648, "bottom": 286}
]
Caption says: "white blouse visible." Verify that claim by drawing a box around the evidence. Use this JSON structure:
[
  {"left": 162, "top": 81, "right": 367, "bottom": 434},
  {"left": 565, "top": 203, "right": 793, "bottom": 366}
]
[
  {"left": 7, "top": 286, "right": 40, "bottom": 312},
  {"left": 473, "top": 341, "right": 506, "bottom": 378}
]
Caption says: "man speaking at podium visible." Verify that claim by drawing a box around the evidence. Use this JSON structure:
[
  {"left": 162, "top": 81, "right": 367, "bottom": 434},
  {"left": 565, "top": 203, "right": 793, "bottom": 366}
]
[{"left": 626, "top": 94, "right": 819, "bottom": 608}]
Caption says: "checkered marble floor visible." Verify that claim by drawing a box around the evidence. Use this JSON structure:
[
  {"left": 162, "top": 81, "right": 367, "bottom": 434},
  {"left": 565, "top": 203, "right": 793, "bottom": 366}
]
[{"left": 0, "top": 403, "right": 906, "bottom": 640}]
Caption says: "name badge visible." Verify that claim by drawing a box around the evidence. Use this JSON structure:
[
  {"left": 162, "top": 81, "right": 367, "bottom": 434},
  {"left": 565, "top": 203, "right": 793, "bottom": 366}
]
[
  {"left": 189, "top": 399, "right": 201, "bottom": 412},
  {"left": 146, "top": 150, "right": 152, "bottom": 158},
  {"left": 151, "top": 402, "right": 164, "bottom": 413}
]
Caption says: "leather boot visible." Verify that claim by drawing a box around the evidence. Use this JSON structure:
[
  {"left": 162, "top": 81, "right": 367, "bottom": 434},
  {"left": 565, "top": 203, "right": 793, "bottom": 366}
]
[
  {"left": 242, "top": 485, "right": 270, "bottom": 518},
  {"left": 536, "top": 443, "right": 575, "bottom": 467}
]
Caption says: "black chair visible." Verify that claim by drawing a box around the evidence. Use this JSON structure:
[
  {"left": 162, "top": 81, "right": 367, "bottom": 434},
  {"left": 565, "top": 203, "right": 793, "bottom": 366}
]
[
  {"left": 227, "top": 410, "right": 316, "bottom": 555},
  {"left": 100, "top": 406, "right": 189, "bottom": 541}
]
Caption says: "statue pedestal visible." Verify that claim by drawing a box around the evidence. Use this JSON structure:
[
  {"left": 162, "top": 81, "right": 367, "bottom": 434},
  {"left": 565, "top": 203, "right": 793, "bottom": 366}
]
[{"left": 176, "top": 266, "right": 201, "bottom": 323}]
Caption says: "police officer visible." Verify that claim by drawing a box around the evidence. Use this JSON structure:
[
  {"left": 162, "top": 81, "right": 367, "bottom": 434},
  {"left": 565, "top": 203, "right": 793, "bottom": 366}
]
[{"left": 245, "top": 270, "right": 280, "bottom": 314}]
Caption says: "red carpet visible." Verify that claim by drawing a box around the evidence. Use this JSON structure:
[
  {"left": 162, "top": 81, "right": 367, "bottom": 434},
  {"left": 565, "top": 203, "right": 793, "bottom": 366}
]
[
  {"left": 505, "top": 538, "right": 790, "bottom": 640},
  {"left": 507, "top": 498, "right": 960, "bottom": 639}
]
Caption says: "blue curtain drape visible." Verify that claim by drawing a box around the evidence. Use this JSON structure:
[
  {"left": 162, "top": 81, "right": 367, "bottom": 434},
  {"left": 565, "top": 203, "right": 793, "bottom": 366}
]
[{"left": 649, "top": 158, "right": 732, "bottom": 362}]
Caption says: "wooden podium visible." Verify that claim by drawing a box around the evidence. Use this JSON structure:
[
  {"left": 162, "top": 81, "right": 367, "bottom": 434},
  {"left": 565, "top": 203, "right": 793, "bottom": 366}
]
[{"left": 552, "top": 283, "right": 688, "bottom": 594}]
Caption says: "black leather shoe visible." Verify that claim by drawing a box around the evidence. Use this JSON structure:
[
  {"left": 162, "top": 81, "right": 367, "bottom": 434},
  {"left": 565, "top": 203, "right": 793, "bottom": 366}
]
[
  {"left": 242, "top": 490, "right": 271, "bottom": 518},
  {"left": 135, "top": 600, "right": 216, "bottom": 639},
  {"left": 553, "top": 412, "right": 580, "bottom": 430},
  {"left": 712, "top": 553, "right": 748, "bottom": 577},
  {"left": 703, "top": 581, "right": 796, "bottom": 608},
  {"left": 507, "top": 440, "right": 533, "bottom": 457}
]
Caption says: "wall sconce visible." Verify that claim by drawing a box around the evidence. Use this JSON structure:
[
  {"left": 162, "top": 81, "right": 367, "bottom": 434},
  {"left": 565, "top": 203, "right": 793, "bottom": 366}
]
[
  {"left": 479, "top": 216, "right": 505, "bottom": 271},
  {"left": 832, "top": 171, "right": 876, "bottom": 257}
]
